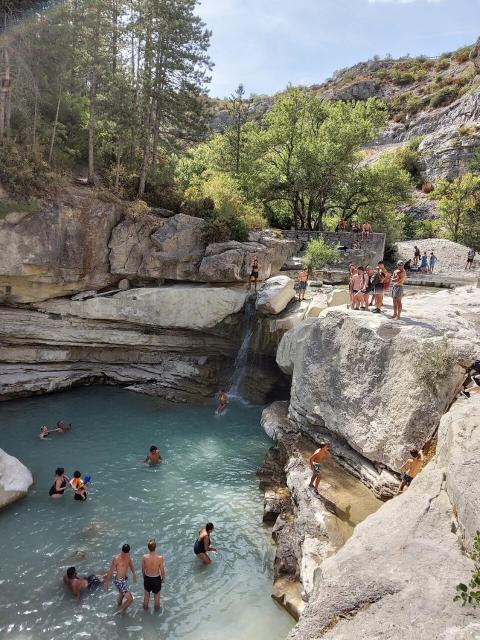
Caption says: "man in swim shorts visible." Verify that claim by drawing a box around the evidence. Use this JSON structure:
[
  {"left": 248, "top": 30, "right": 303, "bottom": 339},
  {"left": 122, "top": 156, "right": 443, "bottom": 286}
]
[
  {"left": 63, "top": 566, "right": 105, "bottom": 599},
  {"left": 297, "top": 268, "right": 308, "bottom": 301},
  {"left": 145, "top": 446, "right": 161, "bottom": 465},
  {"left": 308, "top": 443, "right": 332, "bottom": 495},
  {"left": 141, "top": 539, "right": 165, "bottom": 610},
  {"left": 398, "top": 449, "right": 424, "bottom": 493},
  {"left": 104, "top": 543, "right": 137, "bottom": 615}
]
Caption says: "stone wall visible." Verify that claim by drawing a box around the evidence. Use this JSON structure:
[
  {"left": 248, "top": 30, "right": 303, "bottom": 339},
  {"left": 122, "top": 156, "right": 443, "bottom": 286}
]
[{"left": 282, "top": 230, "right": 386, "bottom": 267}]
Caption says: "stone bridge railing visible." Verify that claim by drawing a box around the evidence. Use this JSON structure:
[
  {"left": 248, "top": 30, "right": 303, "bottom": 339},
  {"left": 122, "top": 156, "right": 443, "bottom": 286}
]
[{"left": 282, "top": 230, "right": 386, "bottom": 267}]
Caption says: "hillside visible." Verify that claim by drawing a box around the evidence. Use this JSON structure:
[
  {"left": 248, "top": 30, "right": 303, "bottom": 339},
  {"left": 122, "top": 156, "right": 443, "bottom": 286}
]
[{"left": 210, "top": 40, "right": 480, "bottom": 186}]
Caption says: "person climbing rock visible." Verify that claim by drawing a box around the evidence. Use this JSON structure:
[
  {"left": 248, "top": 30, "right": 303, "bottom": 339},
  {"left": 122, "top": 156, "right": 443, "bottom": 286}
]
[
  {"left": 193, "top": 522, "right": 216, "bottom": 565},
  {"left": 397, "top": 449, "right": 424, "bottom": 493},
  {"left": 104, "top": 543, "right": 137, "bottom": 615},
  {"left": 141, "top": 538, "right": 165, "bottom": 610},
  {"left": 308, "top": 443, "right": 332, "bottom": 496}
]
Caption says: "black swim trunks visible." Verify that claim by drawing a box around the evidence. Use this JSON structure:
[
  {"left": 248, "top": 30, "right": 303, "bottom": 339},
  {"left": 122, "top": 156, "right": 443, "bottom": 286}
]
[
  {"left": 74, "top": 492, "right": 87, "bottom": 501},
  {"left": 143, "top": 575, "right": 162, "bottom": 594},
  {"left": 251, "top": 270, "right": 259, "bottom": 278},
  {"left": 402, "top": 473, "right": 413, "bottom": 486},
  {"left": 85, "top": 574, "right": 101, "bottom": 589}
]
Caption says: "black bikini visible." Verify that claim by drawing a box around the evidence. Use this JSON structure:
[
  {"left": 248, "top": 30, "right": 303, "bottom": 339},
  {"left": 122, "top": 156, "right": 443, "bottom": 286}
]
[{"left": 49, "top": 477, "right": 67, "bottom": 496}]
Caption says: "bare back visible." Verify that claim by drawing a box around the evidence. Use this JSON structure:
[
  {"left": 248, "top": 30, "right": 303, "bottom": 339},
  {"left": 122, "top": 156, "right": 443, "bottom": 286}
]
[
  {"left": 113, "top": 553, "right": 131, "bottom": 579},
  {"left": 311, "top": 448, "right": 329, "bottom": 464},
  {"left": 142, "top": 553, "right": 164, "bottom": 578}
]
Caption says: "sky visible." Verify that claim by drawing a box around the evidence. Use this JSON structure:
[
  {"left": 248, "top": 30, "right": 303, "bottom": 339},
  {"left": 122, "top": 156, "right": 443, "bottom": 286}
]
[{"left": 197, "top": 0, "right": 480, "bottom": 98}]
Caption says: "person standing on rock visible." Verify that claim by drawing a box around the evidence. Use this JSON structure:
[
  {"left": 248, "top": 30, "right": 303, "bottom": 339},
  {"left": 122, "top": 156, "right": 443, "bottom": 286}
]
[
  {"left": 465, "top": 248, "right": 476, "bottom": 270},
  {"left": 104, "top": 543, "right": 137, "bottom": 615},
  {"left": 420, "top": 251, "right": 428, "bottom": 273},
  {"left": 352, "top": 266, "right": 368, "bottom": 311},
  {"left": 248, "top": 257, "right": 260, "bottom": 291},
  {"left": 429, "top": 252, "right": 437, "bottom": 274},
  {"left": 413, "top": 245, "right": 421, "bottom": 268},
  {"left": 361, "top": 222, "right": 372, "bottom": 241},
  {"left": 297, "top": 268, "right": 308, "bottom": 301},
  {"left": 397, "top": 449, "right": 424, "bottom": 493},
  {"left": 308, "top": 443, "right": 332, "bottom": 495},
  {"left": 371, "top": 261, "right": 389, "bottom": 314},
  {"left": 391, "top": 261, "right": 407, "bottom": 321}
]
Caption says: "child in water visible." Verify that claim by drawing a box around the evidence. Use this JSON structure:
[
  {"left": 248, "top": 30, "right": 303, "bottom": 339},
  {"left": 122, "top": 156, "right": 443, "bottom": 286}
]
[{"left": 70, "top": 471, "right": 88, "bottom": 501}]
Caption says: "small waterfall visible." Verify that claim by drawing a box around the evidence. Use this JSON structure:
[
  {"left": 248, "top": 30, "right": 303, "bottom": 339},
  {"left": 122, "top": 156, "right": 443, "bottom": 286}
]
[{"left": 228, "top": 296, "right": 257, "bottom": 398}]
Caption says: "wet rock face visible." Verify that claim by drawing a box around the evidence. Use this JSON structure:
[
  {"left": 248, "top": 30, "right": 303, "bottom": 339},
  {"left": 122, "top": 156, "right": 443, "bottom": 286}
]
[{"left": 278, "top": 287, "right": 480, "bottom": 484}]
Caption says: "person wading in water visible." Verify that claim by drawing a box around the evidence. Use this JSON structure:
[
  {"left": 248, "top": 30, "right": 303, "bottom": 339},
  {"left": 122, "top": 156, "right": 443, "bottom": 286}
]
[
  {"left": 104, "top": 543, "right": 137, "bottom": 615},
  {"left": 141, "top": 539, "right": 165, "bottom": 611},
  {"left": 193, "top": 522, "right": 216, "bottom": 565}
]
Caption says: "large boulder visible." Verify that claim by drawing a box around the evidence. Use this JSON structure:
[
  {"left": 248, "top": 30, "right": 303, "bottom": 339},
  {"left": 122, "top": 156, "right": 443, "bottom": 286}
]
[
  {"left": 37, "top": 285, "right": 248, "bottom": 331},
  {"left": 278, "top": 287, "right": 480, "bottom": 480},
  {"left": 256, "top": 276, "right": 296, "bottom": 315},
  {"left": 0, "top": 188, "right": 123, "bottom": 303},
  {"left": 289, "top": 394, "right": 480, "bottom": 640},
  {"left": 198, "top": 241, "right": 264, "bottom": 282},
  {"left": 0, "top": 449, "right": 33, "bottom": 509},
  {"left": 326, "top": 288, "right": 349, "bottom": 307}
]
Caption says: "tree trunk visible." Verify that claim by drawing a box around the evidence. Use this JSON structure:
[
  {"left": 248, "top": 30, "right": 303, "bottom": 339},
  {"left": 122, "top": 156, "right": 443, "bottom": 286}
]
[
  {"left": 88, "top": 66, "right": 97, "bottom": 184},
  {"left": 0, "top": 46, "right": 12, "bottom": 140},
  {"left": 48, "top": 84, "right": 62, "bottom": 164}
]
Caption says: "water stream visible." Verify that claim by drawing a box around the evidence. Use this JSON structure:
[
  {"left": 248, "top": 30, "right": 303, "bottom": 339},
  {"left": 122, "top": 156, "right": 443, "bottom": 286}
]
[
  {"left": 228, "top": 297, "right": 257, "bottom": 398},
  {"left": 0, "top": 387, "right": 294, "bottom": 640}
]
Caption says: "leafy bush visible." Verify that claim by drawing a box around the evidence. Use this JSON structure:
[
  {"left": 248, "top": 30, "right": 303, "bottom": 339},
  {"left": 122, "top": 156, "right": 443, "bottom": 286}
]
[
  {"left": 303, "top": 239, "right": 340, "bottom": 270},
  {"left": 414, "top": 339, "right": 456, "bottom": 391},
  {"left": 453, "top": 47, "right": 472, "bottom": 64},
  {"left": 125, "top": 199, "right": 151, "bottom": 219},
  {"left": 394, "top": 146, "right": 422, "bottom": 183},
  {"left": 430, "top": 86, "right": 460, "bottom": 108},
  {"left": 455, "top": 532, "right": 480, "bottom": 608},
  {"left": 182, "top": 197, "right": 215, "bottom": 219},
  {"left": 392, "top": 70, "right": 415, "bottom": 86},
  {"left": 0, "top": 141, "right": 53, "bottom": 199},
  {"left": 203, "top": 219, "right": 231, "bottom": 244},
  {"left": 435, "top": 58, "right": 450, "bottom": 71},
  {"left": 407, "top": 136, "right": 424, "bottom": 151},
  {"left": 414, "top": 218, "right": 440, "bottom": 239}
]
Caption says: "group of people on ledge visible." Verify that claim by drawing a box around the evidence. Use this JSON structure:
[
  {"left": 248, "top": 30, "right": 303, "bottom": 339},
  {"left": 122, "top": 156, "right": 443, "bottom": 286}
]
[
  {"left": 348, "top": 260, "right": 407, "bottom": 320},
  {"left": 334, "top": 218, "right": 373, "bottom": 241},
  {"left": 308, "top": 443, "right": 424, "bottom": 498}
]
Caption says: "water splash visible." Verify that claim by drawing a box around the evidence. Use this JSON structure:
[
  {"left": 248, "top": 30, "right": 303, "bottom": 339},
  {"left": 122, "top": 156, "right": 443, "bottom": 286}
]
[{"left": 228, "top": 295, "right": 257, "bottom": 398}]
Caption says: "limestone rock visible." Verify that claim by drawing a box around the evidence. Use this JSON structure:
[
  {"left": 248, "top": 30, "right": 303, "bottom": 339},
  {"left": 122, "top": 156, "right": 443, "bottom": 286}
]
[
  {"left": 305, "top": 293, "right": 329, "bottom": 318},
  {"left": 37, "top": 286, "right": 248, "bottom": 331},
  {"left": 326, "top": 288, "right": 349, "bottom": 308},
  {"left": 108, "top": 214, "right": 163, "bottom": 280},
  {"left": 278, "top": 287, "right": 480, "bottom": 480},
  {"left": 289, "top": 395, "right": 480, "bottom": 640},
  {"left": 0, "top": 187, "right": 123, "bottom": 303},
  {"left": 0, "top": 449, "right": 33, "bottom": 509},
  {"left": 256, "top": 276, "right": 295, "bottom": 315},
  {"left": 199, "top": 241, "right": 262, "bottom": 282}
]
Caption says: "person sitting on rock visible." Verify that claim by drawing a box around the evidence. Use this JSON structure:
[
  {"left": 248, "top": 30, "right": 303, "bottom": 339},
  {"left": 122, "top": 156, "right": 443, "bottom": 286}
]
[
  {"left": 397, "top": 449, "right": 424, "bottom": 493},
  {"left": 308, "top": 443, "right": 332, "bottom": 496}
]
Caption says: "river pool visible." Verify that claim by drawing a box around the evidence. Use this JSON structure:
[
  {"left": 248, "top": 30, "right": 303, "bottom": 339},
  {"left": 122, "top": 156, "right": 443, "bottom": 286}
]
[{"left": 0, "top": 387, "right": 294, "bottom": 640}]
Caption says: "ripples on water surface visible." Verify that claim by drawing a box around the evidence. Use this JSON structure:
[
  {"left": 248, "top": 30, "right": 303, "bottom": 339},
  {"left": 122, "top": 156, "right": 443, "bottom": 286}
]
[{"left": 0, "top": 387, "right": 293, "bottom": 640}]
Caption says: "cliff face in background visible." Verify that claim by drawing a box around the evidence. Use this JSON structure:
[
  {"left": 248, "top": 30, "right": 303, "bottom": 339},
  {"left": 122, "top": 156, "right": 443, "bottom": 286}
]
[{"left": 210, "top": 40, "right": 480, "bottom": 185}]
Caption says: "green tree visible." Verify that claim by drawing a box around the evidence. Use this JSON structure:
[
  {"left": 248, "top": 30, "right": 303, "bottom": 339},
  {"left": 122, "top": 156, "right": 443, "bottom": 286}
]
[
  {"left": 303, "top": 238, "right": 340, "bottom": 270},
  {"left": 455, "top": 532, "right": 480, "bottom": 608},
  {"left": 434, "top": 174, "right": 480, "bottom": 248}
]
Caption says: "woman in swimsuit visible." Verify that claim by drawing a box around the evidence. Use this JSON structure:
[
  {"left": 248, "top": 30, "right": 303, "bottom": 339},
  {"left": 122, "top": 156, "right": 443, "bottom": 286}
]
[
  {"left": 193, "top": 522, "right": 216, "bottom": 565},
  {"left": 248, "top": 257, "right": 260, "bottom": 291},
  {"left": 49, "top": 467, "right": 69, "bottom": 498}
]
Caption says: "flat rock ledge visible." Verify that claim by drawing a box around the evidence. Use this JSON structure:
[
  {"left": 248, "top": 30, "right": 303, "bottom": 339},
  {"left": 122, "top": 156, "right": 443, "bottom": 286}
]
[{"left": 0, "top": 448, "right": 33, "bottom": 509}]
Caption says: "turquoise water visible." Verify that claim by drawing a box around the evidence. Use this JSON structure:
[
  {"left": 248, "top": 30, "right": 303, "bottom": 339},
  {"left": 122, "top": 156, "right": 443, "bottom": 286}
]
[{"left": 0, "top": 387, "right": 293, "bottom": 640}]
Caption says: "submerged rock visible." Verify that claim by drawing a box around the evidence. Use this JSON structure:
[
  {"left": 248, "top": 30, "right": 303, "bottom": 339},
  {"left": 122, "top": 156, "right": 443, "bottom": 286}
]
[{"left": 0, "top": 449, "right": 33, "bottom": 509}]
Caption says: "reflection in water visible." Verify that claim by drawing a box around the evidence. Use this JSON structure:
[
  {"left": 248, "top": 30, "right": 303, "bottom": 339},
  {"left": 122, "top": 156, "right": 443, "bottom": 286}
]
[{"left": 0, "top": 387, "right": 293, "bottom": 640}]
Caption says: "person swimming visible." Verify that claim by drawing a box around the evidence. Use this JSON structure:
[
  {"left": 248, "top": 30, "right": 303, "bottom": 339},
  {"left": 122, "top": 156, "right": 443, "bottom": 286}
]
[
  {"left": 39, "top": 425, "right": 50, "bottom": 439},
  {"left": 193, "top": 522, "right": 216, "bottom": 565},
  {"left": 144, "top": 446, "right": 161, "bottom": 465},
  {"left": 63, "top": 566, "right": 105, "bottom": 599},
  {"left": 56, "top": 420, "right": 72, "bottom": 433},
  {"left": 216, "top": 390, "right": 229, "bottom": 414},
  {"left": 49, "top": 467, "right": 69, "bottom": 498}
]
